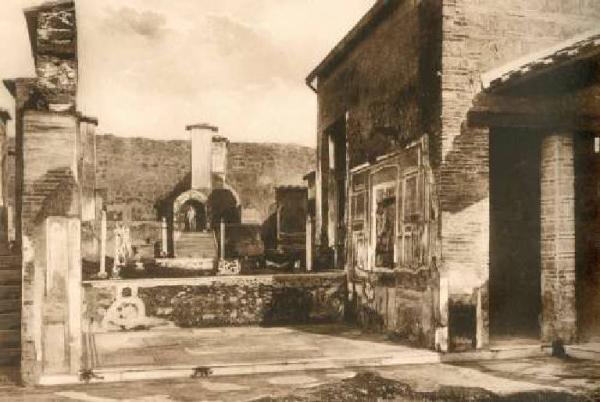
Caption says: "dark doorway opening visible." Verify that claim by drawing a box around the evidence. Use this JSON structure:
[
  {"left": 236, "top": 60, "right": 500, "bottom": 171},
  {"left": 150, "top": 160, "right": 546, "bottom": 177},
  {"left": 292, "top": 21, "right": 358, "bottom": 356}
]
[
  {"left": 489, "top": 128, "right": 542, "bottom": 340},
  {"left": 575, "top": 133, "right": 600, "bottom": 342},
  {"left": 207, "top": 189, "right": 240, "bottom": 228},
  {"left": 180, "top": 200, "right": 207, "bottom": 232},
  {"left": 327, "top": 116, "right": 347, "bottom": 268}
]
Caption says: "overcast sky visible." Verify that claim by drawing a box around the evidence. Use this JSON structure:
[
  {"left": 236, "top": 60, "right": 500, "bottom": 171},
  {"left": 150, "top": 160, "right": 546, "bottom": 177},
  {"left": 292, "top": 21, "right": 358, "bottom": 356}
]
[{"left": 0, "top": 0, "right": 374, "bottom": 147}]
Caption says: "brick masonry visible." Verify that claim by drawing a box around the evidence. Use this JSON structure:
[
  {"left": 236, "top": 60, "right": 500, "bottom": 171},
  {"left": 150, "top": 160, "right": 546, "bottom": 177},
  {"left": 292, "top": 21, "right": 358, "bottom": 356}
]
[
  {"left": 439, "top": 0, "right": 600, "bottom": 345},
  {"left": 440, "top": 0, "right": 600, "bottom": 272},
  {"left": 540, "top": 133, "right": 576, "bottom": 342},
  {"left": 313, "top": 0, "right": 600, "bottom": 349}
]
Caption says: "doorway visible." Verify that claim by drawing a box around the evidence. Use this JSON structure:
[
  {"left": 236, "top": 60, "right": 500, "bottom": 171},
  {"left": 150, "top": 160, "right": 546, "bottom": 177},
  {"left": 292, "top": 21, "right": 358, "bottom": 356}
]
[
  {"left": 489, "top": 128, "right": 542, "bottom": 341},
  {"left": 575, "top": 133, "right": 600, "bottom": 342},
  {"left": 180, "top": 200, "right": 207, "bottom": 232}
]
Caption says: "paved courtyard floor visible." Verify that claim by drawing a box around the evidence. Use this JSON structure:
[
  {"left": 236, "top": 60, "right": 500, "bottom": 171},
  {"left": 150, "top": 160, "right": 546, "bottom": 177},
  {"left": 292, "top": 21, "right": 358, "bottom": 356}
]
[
  {"left": 1, "top": 324, "right": 599, "bottom": 400},
  {"left": 91, "top": 324, "right": 440, "bottom": 372},
  {"left": 1, "top": 357, "right": 599, "bottom": 401}
]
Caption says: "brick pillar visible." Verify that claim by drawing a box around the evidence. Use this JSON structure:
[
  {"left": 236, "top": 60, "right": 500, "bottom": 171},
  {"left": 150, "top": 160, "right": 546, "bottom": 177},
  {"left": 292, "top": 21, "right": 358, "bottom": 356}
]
[{"left": 540, "top": 132, "right": 577, "bottom": 343}]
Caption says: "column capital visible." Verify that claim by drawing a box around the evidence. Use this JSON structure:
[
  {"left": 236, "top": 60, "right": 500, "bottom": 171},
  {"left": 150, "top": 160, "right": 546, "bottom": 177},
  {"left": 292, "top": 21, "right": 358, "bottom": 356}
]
[{"left": 186, "top": 123, "right": 218, "bottom": 133}]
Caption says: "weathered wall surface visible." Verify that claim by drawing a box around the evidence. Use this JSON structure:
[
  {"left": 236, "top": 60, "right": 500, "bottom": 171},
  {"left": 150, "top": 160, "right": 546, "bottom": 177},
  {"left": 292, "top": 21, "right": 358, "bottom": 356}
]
[
  {"left": 314, "top": 0, "right": 442, "bottom": 347},
  {"left": 441, "top": 0, "right": 600, "bottom": 286},
  {"left": 349, "top": 271, "right": 437, "bottom": 348},
  {"left": 440, "top": 0, "right": 600, "bottom": 346},
  {"left": 33, "top": 2, "right": 77, "bottom": 109},
  {"left": 315, "top": 0, "right": 441, "bottom": 245},
  {"left": 95, "top": 135, "right": 315, "bottom": 224},
  {"left": 83, "top": 273, "right": 345, "bottom": 331}
]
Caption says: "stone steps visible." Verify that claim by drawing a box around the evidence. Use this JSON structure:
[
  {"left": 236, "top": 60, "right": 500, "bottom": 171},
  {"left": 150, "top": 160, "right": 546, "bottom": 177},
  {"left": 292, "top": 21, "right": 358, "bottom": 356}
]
[
  {"left": 0, "top": 330, "right": 19, "bottom": 349},
  {"left": 0, "top": 256, "right": 21, "bottom": 270},
  {"left": 0, "top": 286, "right": 20, "bottom": 300},
  {"left": 0, "top": 254, "right": 20, "bottom": 369},
  {"left": 175, "top": 232, "right": 218, "bottom": 259},
  {"left": 0, "top": 347, "right": 19, "bottom": 367},
  {"left": 0, "top": 300, "right": 20, "bottom": 314},
  {"left": 0, "top": 270, "right": 21, "bottom": 286},
  {"left": 0, "top": 313, "right": 20, "bottom": 331}
]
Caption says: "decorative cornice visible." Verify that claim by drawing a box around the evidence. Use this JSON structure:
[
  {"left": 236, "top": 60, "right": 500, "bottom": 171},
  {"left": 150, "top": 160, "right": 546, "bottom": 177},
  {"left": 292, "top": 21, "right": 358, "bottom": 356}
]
[{"left": 186, "top": 123, "right": 218, "bottom": 132}]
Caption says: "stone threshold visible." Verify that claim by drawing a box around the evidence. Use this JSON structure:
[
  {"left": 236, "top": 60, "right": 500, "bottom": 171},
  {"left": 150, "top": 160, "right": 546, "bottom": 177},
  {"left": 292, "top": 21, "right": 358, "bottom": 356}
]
[
  {"left": 565, "top": 343, "right": 600, "bottom": 361},
  {"left": 37, "top": 342, "right": 558, "bottom": 386},
  {"left": 81, "top": 271, "right": 346, "bottom": 287}
]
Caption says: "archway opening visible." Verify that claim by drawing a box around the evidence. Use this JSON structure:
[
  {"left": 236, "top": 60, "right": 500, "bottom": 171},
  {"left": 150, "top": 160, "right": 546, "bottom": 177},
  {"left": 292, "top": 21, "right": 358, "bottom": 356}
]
[
  {"left": 207, "top": 188, "right": 240, "bottom": 228},
  {"left": 489, "top": 128, "right": 542, "bottom": 342},
  {"left": 178, "top": 199, "right": 207, "bottom": 232}
]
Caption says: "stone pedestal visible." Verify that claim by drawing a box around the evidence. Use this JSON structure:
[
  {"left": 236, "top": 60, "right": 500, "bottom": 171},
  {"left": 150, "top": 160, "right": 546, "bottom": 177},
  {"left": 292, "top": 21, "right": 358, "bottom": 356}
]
[{"left": 540, "top": 132, "right": 577, "bottom": 343}]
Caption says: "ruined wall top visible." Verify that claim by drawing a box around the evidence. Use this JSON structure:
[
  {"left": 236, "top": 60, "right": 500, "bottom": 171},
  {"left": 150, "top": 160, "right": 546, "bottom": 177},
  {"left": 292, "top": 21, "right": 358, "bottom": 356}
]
[{"left": 23, "top": 0, "right": 77, "bottom": 112}]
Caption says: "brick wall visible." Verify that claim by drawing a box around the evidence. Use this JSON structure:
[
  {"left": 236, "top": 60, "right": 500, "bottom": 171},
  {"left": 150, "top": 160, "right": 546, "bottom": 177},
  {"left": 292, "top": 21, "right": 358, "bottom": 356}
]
[{"left": 439, "top": 0, "right": 600, "bottom": 307}]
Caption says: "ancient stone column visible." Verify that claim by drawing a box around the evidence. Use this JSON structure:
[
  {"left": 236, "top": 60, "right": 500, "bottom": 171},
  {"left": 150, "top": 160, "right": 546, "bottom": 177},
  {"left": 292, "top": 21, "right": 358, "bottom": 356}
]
[
  {"left": 186, "top": 123, "right": 218, "bottom": 192},
  {"left": 540, "top": 132, "right": 577, "bottom": 343},
  {"left": 220, "top": 218, "right": 226, "bottom": 260},
  {"left": 78, "top": 115, "right": 98, "bottom": 222},
  {"left": 161, "top": 216, "right": 168, "bottom": 256},
  {"left": 306, "top": 215, "right": 313, "bottom": 271},
  {"left": 0, "top": 109, "right": 11, "bottom": 248},
  {"left": 98, "top": 210, "right": 107, "bottom": 278}
]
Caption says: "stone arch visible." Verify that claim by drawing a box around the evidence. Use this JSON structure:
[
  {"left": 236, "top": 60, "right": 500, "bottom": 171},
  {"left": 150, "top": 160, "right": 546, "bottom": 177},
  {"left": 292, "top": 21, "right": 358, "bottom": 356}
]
[
  {"left": 207, "top": 188, "right": 241, "bottom": 227},
  {"left": 173, "top": 189, "right": 208, "bottom": 232},
  {"left": 173, "top": 189, "right": 208, "bottom": 215},
  {"left": 222, "top": 183, "right": 241, "bottom": 207}
]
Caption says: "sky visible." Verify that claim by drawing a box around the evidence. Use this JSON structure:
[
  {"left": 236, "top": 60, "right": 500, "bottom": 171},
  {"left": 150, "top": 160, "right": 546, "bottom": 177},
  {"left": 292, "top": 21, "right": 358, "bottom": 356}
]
[{"left": 0, "top": 0, "right": 375, "bottom": 147}]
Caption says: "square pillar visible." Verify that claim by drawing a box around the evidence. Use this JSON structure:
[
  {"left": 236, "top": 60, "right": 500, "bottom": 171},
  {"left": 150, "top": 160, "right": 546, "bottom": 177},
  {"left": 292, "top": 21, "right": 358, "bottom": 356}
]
[
  {"left": 540, "top": 132, "right": 577, "bottom": 343},
  {"left": 20, "top": 111, "right": 82, "bottom": 385},
  {"left": 186, "top": 123, "right": 218, "bottom": 192}
]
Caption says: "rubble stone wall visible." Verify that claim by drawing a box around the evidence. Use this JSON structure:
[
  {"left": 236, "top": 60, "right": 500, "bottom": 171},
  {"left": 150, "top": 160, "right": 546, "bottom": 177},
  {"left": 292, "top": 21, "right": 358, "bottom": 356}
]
[
  {"left": 83, "top": 273, "right": 346, "bottom": 331},
  {"left": 95, "top": 135, "right": 315, "bottom": 224}
]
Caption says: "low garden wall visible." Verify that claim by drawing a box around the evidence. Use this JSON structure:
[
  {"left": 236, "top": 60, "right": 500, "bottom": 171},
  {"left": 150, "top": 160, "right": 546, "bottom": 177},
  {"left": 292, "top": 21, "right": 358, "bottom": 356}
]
[{"left": 82, "top": 272, "right": 346, "bottom": 332}]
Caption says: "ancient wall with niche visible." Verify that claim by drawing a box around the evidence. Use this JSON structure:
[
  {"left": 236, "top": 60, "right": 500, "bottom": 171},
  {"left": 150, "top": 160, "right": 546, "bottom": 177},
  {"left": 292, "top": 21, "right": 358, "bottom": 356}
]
[{"left": 94, "top": 135, "right": 315, "bottom": 250}]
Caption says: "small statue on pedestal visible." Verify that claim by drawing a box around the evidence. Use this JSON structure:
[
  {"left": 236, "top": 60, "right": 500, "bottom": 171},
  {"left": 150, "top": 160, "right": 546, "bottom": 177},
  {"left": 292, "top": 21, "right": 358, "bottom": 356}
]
[{"left": 112, "top": 223, "right": 132, "bottom": 279}]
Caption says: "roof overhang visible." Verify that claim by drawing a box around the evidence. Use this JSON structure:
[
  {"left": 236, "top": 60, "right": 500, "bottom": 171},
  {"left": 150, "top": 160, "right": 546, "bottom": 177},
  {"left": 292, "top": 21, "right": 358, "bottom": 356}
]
[
  {"left": 481, "top": 28, "right": 600, "bottom": 94},
  {"left": 470, "top": 29, "right": 600, "bottom": 132},
  {"left": 305, "top": 0, "right": 401, "bottom": 91}
]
